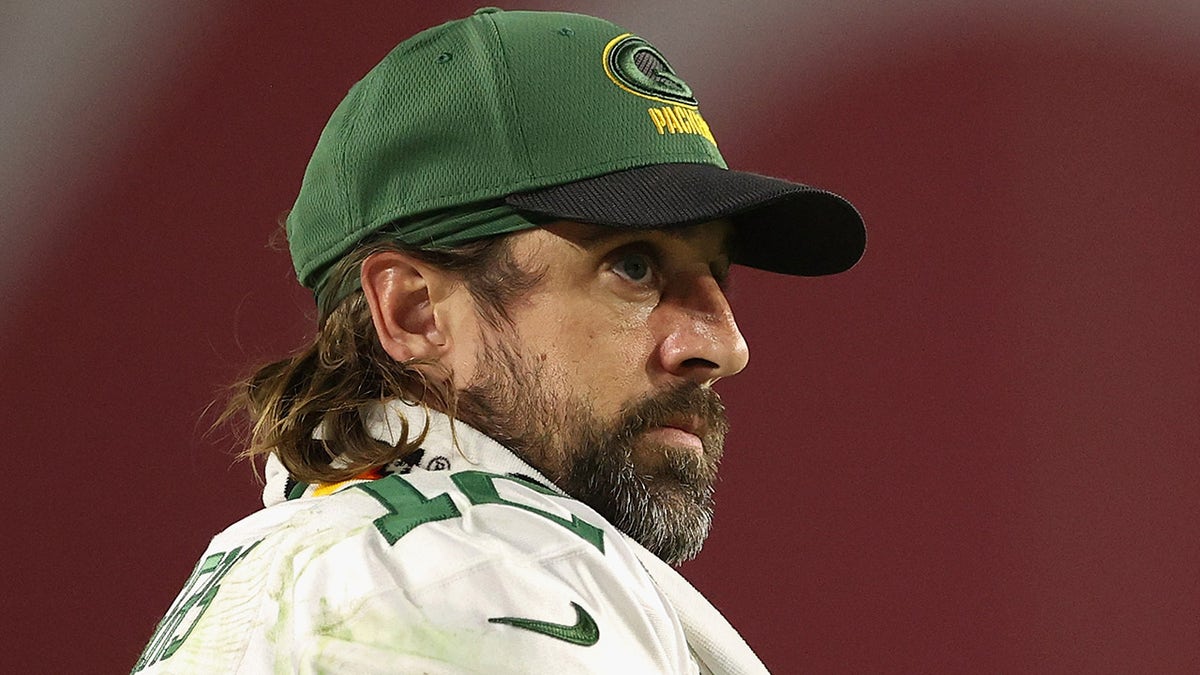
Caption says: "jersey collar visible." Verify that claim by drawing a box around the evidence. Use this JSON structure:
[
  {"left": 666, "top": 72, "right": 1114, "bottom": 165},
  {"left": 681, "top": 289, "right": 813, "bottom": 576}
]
[{"left": 262, "top": 400, "right": 561, "bottom": 508}]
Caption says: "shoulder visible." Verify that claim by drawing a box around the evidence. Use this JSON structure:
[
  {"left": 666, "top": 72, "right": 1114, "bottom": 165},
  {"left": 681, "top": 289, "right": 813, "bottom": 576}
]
[
  {"left": 265, "top": 468, "right": 668, "bottom": 626},
  {"left": 283, "top": 470, "right": 690, "bottom": 670},
  {"left": 141, "top": 468, "right": 693, "bottom": 673},
  {"left": 222, "top": 468, "right": 623, "bottom": 586}
]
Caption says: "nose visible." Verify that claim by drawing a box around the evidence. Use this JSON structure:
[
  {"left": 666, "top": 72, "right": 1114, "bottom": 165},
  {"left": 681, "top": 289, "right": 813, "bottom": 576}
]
[{"left": 655, "top": 273, "right": 750, "bottom": 386}]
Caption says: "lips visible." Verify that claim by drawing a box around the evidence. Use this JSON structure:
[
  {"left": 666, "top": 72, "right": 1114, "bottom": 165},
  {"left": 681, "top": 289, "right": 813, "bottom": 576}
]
[
  {"left": 661, "top": 415, "right": 705, "bottom": 441},
  {"left": 630, "top": 412, "right": 707, "bottom": 459}
]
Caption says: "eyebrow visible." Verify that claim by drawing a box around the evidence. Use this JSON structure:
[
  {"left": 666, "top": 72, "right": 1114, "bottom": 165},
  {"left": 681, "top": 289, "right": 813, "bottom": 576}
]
[{"left": 575, "top": 224, "right": 734, "bottom": 251}]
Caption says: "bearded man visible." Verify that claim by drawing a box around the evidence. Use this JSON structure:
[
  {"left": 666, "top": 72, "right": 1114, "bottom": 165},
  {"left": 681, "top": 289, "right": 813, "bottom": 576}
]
[{"left": 134, "top": 8, "right": 864, "bottom": 674}]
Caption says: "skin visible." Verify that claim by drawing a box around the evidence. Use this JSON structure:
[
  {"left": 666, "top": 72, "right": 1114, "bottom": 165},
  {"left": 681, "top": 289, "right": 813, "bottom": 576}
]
[
  {"left": 493, "top": 220, "right": 747, "bottom": 468},
  {"left": 361, "top": 218, "right": 750, "bottom": 562}
]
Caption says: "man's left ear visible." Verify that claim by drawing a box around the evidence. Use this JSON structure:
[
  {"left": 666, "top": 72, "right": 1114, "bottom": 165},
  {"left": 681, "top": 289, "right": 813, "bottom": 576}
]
[{"left": 360, "top": 251, "right": 451, "bottom": 363}]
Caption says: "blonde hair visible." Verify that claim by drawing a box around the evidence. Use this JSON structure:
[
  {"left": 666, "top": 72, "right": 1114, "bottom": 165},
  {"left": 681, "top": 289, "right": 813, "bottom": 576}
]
[{"left": 222, "top": 233, "right": 540, "bottom": 484}]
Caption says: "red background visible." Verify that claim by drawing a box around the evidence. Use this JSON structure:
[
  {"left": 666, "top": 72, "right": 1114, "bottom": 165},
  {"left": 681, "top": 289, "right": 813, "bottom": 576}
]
[{"left": 3, "top": 2, "right": 1197, "bottom": 672}]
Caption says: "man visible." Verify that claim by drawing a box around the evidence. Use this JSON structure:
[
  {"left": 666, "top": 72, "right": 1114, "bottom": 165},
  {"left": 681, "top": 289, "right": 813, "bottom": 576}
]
[{"left": 135, "top": 8, "right": 863, "bottom": 674}]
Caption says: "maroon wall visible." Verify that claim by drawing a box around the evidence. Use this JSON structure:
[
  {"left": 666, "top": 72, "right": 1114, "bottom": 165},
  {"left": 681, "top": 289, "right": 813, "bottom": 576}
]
[{"left": 4, "top": 3, "right": 1197, "bottom": 672}]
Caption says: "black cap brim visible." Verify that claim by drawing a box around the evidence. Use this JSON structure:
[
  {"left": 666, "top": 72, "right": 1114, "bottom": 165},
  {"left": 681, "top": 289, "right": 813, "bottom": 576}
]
[{"left": 505, "top": 162, "right": 865, "bottom": 276}]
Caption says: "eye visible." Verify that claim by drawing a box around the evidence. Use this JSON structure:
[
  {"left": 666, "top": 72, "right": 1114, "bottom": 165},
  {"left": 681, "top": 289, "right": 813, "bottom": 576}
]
[{"left": 612, "top": 252, "right": 655, "bottom": 283}]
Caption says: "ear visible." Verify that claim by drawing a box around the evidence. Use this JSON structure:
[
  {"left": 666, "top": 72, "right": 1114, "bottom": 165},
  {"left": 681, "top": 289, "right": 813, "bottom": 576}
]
[{"left": 360, "top": 251, "right": 452, "bottom": 363}]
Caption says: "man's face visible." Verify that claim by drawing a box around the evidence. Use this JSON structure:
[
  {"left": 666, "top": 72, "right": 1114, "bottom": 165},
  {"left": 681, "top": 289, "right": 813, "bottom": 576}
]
[{"left": 453, "top": 219, "right": 749, "bottom": 564}]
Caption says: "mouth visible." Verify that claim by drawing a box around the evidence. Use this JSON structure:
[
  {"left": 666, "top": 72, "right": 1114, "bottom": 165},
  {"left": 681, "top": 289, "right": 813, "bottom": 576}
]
[
  {"left": 663, "top": 415, "right": 705, "bottom": 439},
  {"left": 641, "top": 416, "right": 706, "bottom": 453}
]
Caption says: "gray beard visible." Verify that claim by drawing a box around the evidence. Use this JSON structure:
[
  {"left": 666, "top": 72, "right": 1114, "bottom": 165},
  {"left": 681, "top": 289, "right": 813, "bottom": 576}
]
[{"left": 454, "top": 333, "right": 728, "bottom": 565}]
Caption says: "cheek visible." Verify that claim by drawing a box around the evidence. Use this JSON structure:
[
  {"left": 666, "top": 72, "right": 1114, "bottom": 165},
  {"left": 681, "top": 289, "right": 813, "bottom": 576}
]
[
  {"left": 548, "top": 305, "right": 656, "bottom": 402},
  {"left": 510, "top": 282, "right": 659, "bottom": 405}
]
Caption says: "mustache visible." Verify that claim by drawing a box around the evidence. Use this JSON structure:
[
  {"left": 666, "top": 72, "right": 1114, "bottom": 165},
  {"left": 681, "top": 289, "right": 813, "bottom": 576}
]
[{"left": 613, "top": 384, "right": 729, "bottom": 451}]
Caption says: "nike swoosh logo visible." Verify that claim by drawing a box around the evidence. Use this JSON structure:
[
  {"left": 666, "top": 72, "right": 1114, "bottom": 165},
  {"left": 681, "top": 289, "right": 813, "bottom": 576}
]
[{"left": 488, "top": 602, "right": 599, "bottom": 646}]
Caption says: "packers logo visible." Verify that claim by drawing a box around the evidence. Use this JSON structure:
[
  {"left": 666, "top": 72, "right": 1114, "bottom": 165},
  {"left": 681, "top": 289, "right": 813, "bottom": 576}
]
[{"left": 603, "top": 34, "right": 699, "bottom": 108}]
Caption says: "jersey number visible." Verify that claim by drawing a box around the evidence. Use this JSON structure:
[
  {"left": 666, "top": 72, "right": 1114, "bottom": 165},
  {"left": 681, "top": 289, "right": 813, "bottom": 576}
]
[
  {"left": 357, "top": 471, "right": 605, "bottom": 553},
  {"left": 133, "top": 541, "right": 260, "bottom": 671}
]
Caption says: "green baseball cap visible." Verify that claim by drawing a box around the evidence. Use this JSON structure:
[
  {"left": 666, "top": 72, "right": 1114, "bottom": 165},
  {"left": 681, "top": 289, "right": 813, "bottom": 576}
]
[{"left": 287, "top": 7, "right": 865, "bottom": 297}]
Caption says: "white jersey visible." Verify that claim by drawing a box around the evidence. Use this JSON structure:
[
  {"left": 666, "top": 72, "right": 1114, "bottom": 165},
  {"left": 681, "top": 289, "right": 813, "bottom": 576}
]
[{"left": 134, "top": 402, "right": 767, "bottom": 674}]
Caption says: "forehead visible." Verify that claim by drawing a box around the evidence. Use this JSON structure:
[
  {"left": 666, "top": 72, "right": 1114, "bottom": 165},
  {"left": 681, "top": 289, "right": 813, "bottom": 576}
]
[{"left": 535, "top": 219, "right": 735, "bottom": 254}]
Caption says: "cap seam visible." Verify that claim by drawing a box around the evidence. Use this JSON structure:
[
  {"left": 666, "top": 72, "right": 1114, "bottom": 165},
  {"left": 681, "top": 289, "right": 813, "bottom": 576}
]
[
  {"left": 335, "top": 84, "right": 366, "bottom": 249},
  {"left": 483, "top": 14, "right": 536, "bottom": 183}
]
